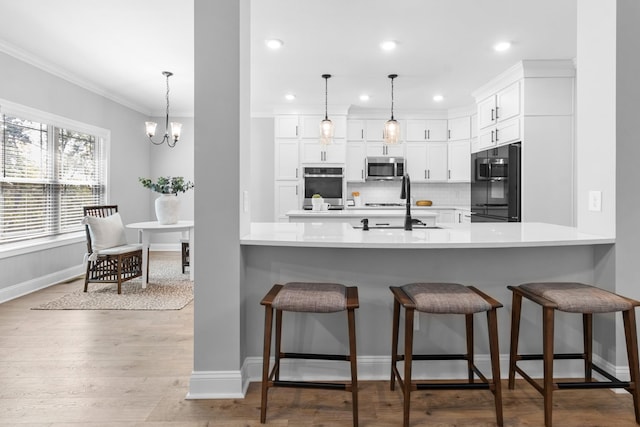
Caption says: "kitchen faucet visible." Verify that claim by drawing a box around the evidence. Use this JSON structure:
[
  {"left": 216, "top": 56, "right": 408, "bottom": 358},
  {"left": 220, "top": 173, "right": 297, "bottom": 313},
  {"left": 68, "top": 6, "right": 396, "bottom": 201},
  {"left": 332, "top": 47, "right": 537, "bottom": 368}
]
[{"left": 400, "top": 174, "right": 412, "bottom": 230}]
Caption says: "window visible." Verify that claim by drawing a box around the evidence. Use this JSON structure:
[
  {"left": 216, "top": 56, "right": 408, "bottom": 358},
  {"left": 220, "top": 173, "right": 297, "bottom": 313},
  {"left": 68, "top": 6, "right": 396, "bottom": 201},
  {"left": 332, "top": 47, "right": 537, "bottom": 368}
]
[{"left": 0, "top": 103, "right": 108, "bottom": 244}]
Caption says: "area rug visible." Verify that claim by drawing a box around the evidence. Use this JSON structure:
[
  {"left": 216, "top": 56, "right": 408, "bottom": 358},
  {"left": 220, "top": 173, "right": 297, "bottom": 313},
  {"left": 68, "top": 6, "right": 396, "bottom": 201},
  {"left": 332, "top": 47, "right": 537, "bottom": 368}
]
[{"left": 32, "top": 260, "right": 193, "bottom": 310}]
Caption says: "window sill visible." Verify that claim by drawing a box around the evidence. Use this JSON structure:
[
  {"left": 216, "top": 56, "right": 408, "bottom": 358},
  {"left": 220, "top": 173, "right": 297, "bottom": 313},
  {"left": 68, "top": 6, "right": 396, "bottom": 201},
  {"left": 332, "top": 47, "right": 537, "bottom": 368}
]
[{"left": 0, "top": 232, "right": 85, "bottom": 260}]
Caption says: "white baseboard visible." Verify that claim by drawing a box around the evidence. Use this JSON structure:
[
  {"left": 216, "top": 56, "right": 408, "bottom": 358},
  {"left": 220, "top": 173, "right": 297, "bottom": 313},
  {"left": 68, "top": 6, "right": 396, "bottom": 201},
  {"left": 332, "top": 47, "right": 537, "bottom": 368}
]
[
  {"left": 186, "top": 370, "right": 247, "bottom": 399},
  {"left": 0, "top": 264, "right": 84, "bottom": 304},
  {"left": 185, "top": 353, "right": 633, "bottom": 399}
]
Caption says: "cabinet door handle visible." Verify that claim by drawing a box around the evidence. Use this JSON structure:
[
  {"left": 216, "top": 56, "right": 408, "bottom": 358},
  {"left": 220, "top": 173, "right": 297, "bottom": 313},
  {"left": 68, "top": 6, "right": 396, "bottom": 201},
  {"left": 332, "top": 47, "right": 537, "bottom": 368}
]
[
  {"left": 427, "top": 129, "right": 430, "bottom": 140},
  {"left": 495, "top": 106, "right": 500, "bottom": 120},
  {"left": 361, "top": 129, "right": 364, "bottom": 139},
  {"left": 448, "top": 170, "right": 451, "bottom": 179},
  {"left": 295, "top": 125, "right": 298, "bottom": 136},
  {"left": 361, "top": 170, "right": 364, "bottom": 179},
  {"left": 448, "top": 129, "right": 451, "bottom": 140},
  {"left": 424, "top": 130, "right": 427, "bottom": 140},
  {"left": 295, "top": 168, "right": 298, "bottom": 178},
  {"left": 491, "top": 109, "right": 495, "bottom": 121},
  {"left": 424, "top": 170, "right": 427, "bottom": 179},
  {"left": 458, "top": 213, "right": 462, "bottom": 222},
  {"left": 491, "top": 130, "right": 495, "bottom": 143},
  {"left": 295, "top": 185, "right": 298, "bottom": 196},
  {"left": 427, "top": 170, "right": 430, "bottom": 179},
  {"left": 495, "top": 128, "right": 499, "bottom": 142}
]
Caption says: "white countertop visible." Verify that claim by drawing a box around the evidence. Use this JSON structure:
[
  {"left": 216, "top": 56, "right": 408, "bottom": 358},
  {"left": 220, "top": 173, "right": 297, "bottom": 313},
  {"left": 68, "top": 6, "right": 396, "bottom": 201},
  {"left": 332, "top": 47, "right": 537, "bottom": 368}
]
[
  {"left": 286, "top": 209, "right": 437, "bottom": 218},
  {"left": 240, "top": 222, "right": 614, "bottom": 249}
]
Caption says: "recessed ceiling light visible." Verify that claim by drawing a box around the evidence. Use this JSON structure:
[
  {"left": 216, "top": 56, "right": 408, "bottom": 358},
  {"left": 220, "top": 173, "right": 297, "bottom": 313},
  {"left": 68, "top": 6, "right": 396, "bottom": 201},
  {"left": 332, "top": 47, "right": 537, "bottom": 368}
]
[
  {"left": 380, "top": 40, "right": 397, "bottom": 51},
  {"left": 266, "top": 39, "right": 284, "bottom": 49},
  {"left": 359, "top": 94, "right": 370, "bottom": 102},
  {"left": 284, "top": 93, "right": 296, "bottom": 101},
  {"left": 493, "top": 41, "right": 511, "bottom": 52},
  {"left": 433, "top": 94, "right": 444, "bottom": 102}
]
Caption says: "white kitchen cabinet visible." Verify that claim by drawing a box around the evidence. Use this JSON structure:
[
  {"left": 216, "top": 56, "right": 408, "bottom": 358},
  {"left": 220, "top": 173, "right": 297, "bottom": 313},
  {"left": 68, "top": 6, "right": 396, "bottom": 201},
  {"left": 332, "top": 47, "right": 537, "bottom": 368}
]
[
  {"left": 347, "top": 119, "right": 365, "bottom": 141},
  {"left": 365, "top": 119, "right": 389, "bottom": 142},
  {"left": 300, "top": 139, "right": 346, "bottom": 164},
  {"left": 301, "top": 115, "right": 346, "bottom": 139},
  {"left": 366, "top": 142, "right": 405, "bottom": 157},
  {"left": 275, "top": 181, "right": 300, "bottom": 222},
  {"left": 405, "top": 143, "right": 428, "bottom": 182},
  {"left": 447, "top": 140, "right": 471, "bottom": 182},
  {"left": 405, "top": 119, "right": 448, "bottom": 141},
  {"left": 436, "top": 209, "right": 456, "bottom": 223},
  {"left": 275, "top": 116, "right": 299, "bottom": 138},
  {"left": 478, "top": 81, "right": 521, "bottom": 130},
  {"left": 425, "top": 142, "right": 448, "bottom": 182},
  {"left": 274, "top": 139, "right": 299, "bottom": 180},
  {"left": 477, "top": 117, "right": 520, "bottom": 151},
  {"left": 346, "top": 142, "right": 366, "bottom": 182},
  {"left": 470, "top": 114, "right": 477, "bottom": 138},
  {"left": 447, "top": 116, "right": 471, "bottom": 141}
]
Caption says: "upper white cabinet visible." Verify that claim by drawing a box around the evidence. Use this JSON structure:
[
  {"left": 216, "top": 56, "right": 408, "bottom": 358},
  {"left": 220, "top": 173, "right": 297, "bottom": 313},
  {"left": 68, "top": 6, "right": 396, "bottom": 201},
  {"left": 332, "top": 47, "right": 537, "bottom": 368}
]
[
  {"left": 447, "top": 116, "right": 471, "bottom": 141},
  {"left": 426, "top": 142, "right": 448, "bottom": 182},
  {"left": 300, "top": 139, "right": 346, "bottom": 164},
  {"left": 301, "top": 115, "right": 346, "bottom": 139},
  {"left": 275, "top": 116, "right": 300, "bottom": 138},
  {"left": 405, "top": 119, "right": 448, "bottom": 141},
  {"left": 477, "top": 81, "right": 520, "bottom": 130},
  {"left": 365, "top": 119, "right": 388, "bottom": 142},
  {"left": 366, "top": 142, "right": 405, "bottom": 157},
  {"left": 347, "top": 119, "right": 365, "bottom": 140}
]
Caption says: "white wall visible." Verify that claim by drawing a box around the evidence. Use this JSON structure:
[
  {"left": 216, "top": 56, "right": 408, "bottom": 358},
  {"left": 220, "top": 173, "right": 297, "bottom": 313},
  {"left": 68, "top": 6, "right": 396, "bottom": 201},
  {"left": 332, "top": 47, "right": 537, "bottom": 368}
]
[
  {"left": 0, "top": 50, "right": 152, "bottom": 299},
  {"left": 250, "top": 117, "right": 274, "bottom": 221}
]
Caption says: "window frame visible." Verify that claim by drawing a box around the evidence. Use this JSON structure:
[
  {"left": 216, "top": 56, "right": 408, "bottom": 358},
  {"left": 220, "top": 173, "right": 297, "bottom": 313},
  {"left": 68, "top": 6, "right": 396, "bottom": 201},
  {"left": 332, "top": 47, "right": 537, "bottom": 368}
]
[{"left": 0, "top": 99, "right": 110, "bottom": 258}]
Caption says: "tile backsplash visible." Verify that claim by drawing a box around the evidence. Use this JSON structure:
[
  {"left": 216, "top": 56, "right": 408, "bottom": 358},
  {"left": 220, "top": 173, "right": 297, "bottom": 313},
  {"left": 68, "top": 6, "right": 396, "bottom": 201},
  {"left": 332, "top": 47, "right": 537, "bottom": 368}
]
[{"left": 347, "top": 181, "right": 470, "bottom": 207}]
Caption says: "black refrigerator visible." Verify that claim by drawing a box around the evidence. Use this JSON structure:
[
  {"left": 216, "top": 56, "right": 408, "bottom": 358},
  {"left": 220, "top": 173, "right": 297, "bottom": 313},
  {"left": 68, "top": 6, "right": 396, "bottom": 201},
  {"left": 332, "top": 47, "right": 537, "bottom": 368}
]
[{"left": 471, "top": 142, "right": 521, "bottom": 222}]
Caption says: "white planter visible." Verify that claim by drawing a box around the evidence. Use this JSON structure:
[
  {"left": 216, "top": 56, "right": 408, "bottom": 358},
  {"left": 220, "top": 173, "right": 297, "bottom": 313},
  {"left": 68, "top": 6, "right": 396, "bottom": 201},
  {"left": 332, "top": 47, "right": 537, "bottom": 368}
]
[
  {"left": 311, "top": 197, "right": 324, "bottom": 211},
  {"left": 155, "top": 194, "right": 180, "bottom": 224}
]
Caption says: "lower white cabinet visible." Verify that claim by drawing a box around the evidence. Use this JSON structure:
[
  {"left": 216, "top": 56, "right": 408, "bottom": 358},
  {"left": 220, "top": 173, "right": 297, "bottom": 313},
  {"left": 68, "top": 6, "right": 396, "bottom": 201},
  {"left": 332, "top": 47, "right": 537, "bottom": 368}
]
[
  {"left": 455, "top": 209, "right": 472, "bottom": 223},
  {"left": 275, "top": 181, "right": 300, "bottom": 222}
]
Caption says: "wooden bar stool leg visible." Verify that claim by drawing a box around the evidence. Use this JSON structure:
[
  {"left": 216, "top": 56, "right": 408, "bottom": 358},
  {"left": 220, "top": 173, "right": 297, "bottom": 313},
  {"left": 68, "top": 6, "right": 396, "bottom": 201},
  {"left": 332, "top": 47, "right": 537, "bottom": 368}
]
[
  {"left": 542, "top": 306, "right": 555, "bottom": 427},
  {"left": 390, "top": 297, "right": 401, "bottom": 390},
  {"left": 508, "top": 290, "right": 523, "bottom": 389},
  {"left": 347, "top": 307, "right": 359, "bottom": 427},
  {"left": 487, "top": 307, "right": 504, "bottom": 426},
  {"left": 402, "top": 307, "right": 415, "bottom": 427},
  {"left": 260, "top": 304, "right": 274, "bottom": 424},
  {"left": 583, "top": 313, "right": 593, "bottom": 381},
  {"left": 466, "top": 313, "right": 475, "bottom": 382},
  {"left": 275, "top": 309, "right": 283, "bottom": 381},
  {"left": 623, "top": 308, "right": 640, "bottom": 423}
]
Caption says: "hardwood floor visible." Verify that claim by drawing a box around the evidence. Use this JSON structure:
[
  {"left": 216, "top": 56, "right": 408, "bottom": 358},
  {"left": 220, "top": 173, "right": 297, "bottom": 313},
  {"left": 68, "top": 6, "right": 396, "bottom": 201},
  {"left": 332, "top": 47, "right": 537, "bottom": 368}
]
[{"left": 0, "top": 252, "right": 638, "bottom": 426}]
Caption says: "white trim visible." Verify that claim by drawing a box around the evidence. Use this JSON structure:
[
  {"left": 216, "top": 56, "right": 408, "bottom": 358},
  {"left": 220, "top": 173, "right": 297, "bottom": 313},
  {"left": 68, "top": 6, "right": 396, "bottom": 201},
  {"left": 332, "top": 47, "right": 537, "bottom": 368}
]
[
  {"left": 186, "top": 370, "right": 247, "bottom": 399},
  {"left": 0, "top": 264, "right": 84, "bottom": 303},
  {"left": 0, "top": 233, "right": 85, "bottom": 260}
]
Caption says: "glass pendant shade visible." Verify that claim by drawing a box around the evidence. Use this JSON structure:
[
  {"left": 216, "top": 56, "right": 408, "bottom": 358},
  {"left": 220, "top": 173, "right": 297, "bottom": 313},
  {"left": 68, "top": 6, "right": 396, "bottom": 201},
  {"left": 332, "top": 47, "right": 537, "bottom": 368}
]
[
  {"left": 170, "top": 122, "right": 183, "bottom": 141},
  {"left": 145, "top": 121, "right": 158, "bottom": 137},
  {"left": 319, "top": 118, "right": 334, "bottom": 145},
  {"left": 384, "top": 119, "right": 400, "bottom": 144}
]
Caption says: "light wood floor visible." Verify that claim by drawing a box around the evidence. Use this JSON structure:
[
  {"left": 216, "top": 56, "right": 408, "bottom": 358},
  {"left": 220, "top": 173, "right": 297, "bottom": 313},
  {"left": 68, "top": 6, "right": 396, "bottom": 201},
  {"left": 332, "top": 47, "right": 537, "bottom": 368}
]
[{"left": 0, "top": 252, "right": 638, "bottom": 426}]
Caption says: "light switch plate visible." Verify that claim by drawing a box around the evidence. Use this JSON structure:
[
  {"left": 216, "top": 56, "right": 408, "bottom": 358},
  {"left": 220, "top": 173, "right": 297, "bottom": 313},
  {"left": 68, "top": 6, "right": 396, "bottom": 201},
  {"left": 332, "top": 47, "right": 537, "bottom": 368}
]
[{"left": 588, "top": 190, "right": 602, "bottom": 212}]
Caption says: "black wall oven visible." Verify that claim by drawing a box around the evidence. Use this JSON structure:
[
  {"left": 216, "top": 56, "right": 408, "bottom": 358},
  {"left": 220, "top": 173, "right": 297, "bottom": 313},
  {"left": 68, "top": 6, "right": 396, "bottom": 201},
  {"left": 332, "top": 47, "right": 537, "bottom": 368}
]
[
  {"left": 471, "top": 143, "right": 521, "bottom": 222},
  {"left": 302, "top": 167, "right": 344, "bottom": 210}
]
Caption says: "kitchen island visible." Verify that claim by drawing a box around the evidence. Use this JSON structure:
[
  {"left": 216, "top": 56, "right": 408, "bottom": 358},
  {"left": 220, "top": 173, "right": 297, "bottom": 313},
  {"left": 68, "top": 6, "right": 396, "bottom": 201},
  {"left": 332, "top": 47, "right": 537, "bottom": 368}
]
[{"left": 239, "top": 222, "right": 615, "bottom": 387}]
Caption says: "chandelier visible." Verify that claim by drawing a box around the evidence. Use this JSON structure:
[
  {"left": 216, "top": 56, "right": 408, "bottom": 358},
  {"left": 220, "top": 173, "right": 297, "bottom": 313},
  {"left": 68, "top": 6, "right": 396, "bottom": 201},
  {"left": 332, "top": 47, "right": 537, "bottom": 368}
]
[
  {"left": 384, "top": 74, "right": 400, "bottom": 144},
  {"left": 319, "top": 74, "right": 334, "bottom": 145},
  {"left": 145, "top": 71, "right": 182, "bottom": 148}
]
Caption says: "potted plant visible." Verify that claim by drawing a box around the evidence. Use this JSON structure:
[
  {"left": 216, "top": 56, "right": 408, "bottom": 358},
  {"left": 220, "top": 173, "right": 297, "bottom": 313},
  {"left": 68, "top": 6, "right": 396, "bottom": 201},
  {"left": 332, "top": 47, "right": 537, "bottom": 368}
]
[
  {"left": 311, "top": 193, "right": 324, "bottom": 211},
  {"left": 139, "top": 176, "right": 194, "bottom": 224}
]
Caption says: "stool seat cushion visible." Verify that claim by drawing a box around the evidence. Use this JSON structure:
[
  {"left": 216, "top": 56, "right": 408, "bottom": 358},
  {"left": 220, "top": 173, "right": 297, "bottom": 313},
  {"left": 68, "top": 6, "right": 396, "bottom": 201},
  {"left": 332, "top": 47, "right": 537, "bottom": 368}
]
[
  {"left": 519, "top": 282, "right": 634, "bottom": 313},
  {"left": 272, "top": 282, "right": 347, "bottom": 313},
  {"left": 401, "top": 283, "right": 492, "bottom": 314}
]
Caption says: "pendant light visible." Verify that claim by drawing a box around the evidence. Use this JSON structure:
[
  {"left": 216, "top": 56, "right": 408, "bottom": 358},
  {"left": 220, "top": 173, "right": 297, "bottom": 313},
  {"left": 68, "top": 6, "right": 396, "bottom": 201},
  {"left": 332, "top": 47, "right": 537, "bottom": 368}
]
[
  {"left": 145, "top": 71, "right": 182, "bottom": 148},
  {"left": 319, "top": 74, "right": 334, "bottom": 145},
  {"left": 384, "top": 74, "right": 400, "bottom": 144}
]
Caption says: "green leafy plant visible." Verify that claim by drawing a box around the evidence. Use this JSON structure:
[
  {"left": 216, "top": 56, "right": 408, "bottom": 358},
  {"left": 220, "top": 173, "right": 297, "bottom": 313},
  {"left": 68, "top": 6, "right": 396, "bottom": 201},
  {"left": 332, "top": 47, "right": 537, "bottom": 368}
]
[
  {"left": 312, "top": 194, "right": 322, "bottom": 198},
  {"left": 139, "top": 176, "right": 194, "bottom": 195}
]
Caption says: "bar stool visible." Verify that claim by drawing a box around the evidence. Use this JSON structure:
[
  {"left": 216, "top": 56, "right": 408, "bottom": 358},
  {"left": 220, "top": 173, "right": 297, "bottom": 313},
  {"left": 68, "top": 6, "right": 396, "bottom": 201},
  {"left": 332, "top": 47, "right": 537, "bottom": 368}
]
[
  {"left": 390, "top": 283, "right": 504, "bottom": 427},
  {"left": 180, "top": 239, "right": 189, "bottom": 274},
  {"left": 260, "top": 282, "right": 359, "bottom": 426},
  {"left": 508, "top": 282, "right": 640, "bottom": 427}
]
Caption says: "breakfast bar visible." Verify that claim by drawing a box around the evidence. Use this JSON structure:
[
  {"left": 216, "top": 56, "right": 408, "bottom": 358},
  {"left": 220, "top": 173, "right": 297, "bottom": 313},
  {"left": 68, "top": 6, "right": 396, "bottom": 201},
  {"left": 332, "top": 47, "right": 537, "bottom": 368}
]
[{"left": 240, "top": 222, "right": 615, "bottom": 382}]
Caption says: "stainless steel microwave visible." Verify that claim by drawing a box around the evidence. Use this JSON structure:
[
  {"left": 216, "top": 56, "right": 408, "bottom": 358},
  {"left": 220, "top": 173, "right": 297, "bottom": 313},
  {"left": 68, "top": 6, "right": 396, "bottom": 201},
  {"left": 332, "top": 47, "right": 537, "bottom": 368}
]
[
  {"left": 365, "top": 156, "right": 405, "bottom": 181},
  {"left": 475, "top": 157, "right": 508, "bottom": 180}
]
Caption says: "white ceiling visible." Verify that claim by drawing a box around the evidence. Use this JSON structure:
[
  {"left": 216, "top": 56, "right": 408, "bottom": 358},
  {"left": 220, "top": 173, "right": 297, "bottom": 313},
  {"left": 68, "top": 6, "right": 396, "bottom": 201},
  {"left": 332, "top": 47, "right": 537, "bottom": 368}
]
[{"left": 0, "top": 0, "right": 577, "bottom": 117}]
